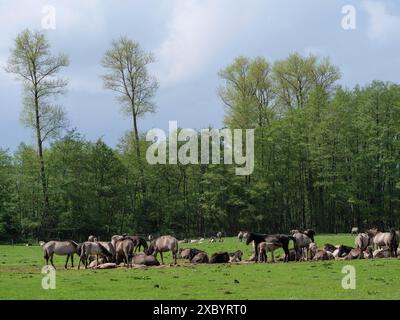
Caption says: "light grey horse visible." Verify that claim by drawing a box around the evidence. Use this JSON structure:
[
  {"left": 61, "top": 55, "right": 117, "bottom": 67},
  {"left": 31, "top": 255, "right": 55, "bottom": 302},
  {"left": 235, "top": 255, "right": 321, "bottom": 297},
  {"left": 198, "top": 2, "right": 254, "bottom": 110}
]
[
  {"left": 147, "top": 235, "right": 178, "bottom": 264},
  {"left": 355, "top": 232, "right": 373, "bottom": 251},
  {"left": 115, "top": 237, "right": 135, "bottom": 267},
  {"left": 77, "top": 241, "right": 113, "bottom": 269},
  {"left": 43, "top": 240, "right": 79, "bottom": 269},
  {"left": 292, "top": 232, "right": 313, "bottom": 260}
]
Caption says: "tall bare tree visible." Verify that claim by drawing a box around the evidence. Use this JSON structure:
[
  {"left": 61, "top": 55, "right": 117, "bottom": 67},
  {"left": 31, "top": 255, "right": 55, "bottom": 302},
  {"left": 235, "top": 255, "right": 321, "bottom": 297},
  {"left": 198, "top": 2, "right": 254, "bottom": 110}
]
[
  {"left": 101, "top": 37, "right": 158, "bottom": 166},
  {"left": 6, "top": 29, "right": 69, "bottom": 232}
]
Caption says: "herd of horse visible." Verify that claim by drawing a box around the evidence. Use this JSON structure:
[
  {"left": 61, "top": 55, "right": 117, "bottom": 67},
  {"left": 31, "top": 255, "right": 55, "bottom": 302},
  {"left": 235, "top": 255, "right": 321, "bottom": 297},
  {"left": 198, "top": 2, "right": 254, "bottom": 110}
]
[
  {"left": 239, "top": 228, "right": 400, "bottom": 263},
  {"left": 40, "top": 227, "right": 400, "bottom": 270}
]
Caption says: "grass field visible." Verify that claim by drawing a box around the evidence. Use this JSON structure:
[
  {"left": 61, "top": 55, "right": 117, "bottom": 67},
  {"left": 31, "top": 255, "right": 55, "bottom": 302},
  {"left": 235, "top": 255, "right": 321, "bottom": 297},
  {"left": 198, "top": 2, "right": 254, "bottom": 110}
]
[{"left": 1, "top": 234, "right": 400, "bottom": 300}]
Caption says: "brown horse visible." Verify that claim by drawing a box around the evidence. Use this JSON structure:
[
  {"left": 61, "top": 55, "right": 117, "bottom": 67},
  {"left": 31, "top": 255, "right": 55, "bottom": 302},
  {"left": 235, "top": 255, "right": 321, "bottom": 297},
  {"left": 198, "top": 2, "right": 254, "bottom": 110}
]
[
  {"left": 43, "top": 240, "right": 79, "bottom": 269},
  {"left": 146, "top": 235, "right": 178, "bottom": 264},
  {"left": 313, "top": 250, "right": 334, "bottom": 261},
  {"left": 210, "top": 252, "right": 230, "bottom": 263},
  {"left": 191, "top": 252, "right": 209, "bottom": 263},
  {"left": 128, "top": 236, "right": 148, "bottom": 252},
  {"left": 131, "top": 253, "right": 160, "bottom": 266},
  {"left": 245, "top": 232, "right": 295, "bottom": 263},
  {"left": 179, "top": 248, "right": 203, "bottom": 260}
]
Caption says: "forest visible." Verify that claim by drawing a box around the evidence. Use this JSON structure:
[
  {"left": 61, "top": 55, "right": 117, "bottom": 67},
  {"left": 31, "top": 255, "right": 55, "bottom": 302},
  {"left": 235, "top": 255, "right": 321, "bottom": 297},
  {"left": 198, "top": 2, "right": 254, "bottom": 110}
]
[{"left": 0, "top": 29, "right": 399, "bottom": 242}]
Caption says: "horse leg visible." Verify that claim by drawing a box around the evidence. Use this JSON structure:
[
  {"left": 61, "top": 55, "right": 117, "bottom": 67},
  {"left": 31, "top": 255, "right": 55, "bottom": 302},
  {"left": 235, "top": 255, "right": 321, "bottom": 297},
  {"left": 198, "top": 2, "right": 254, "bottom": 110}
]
[
  {"left": 78, "top": 254, "right": 83, "bottom": 270},
  {"left": 160, "top": 252, "right": 164, "bottom": 265},
  {"left": 173, "top": 251, "right": 177, "bottom": 265},
  {"left": 50, "top": 254, "right": 55, "bottom": 269},
  {"left": 254, "top": 244, "right": 259, "bottom": 262},
  {"left": 44, "top": 251, "right": 49, "bottom": 265},
  {"left": 271, "top": 251, "right": 275, "bottom": 263},
  {"left": 65, "top": 254, "right": 70, "bottom": 269},
  {"left": 96, "top": 254, "right": 99, "bottom": 267},
  {"left": 71, "top": 254, "right": 74, "bottom": 268}
]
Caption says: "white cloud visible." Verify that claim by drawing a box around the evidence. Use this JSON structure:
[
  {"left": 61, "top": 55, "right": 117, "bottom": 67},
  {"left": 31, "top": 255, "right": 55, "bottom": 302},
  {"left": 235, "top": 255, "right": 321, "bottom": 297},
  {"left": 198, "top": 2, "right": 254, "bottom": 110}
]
[
  {"left": 154, "top": 0, "right": 258, "bottom": 85},
  {"left": 362, "top": 0, "right": 400, "bottom": 42}
]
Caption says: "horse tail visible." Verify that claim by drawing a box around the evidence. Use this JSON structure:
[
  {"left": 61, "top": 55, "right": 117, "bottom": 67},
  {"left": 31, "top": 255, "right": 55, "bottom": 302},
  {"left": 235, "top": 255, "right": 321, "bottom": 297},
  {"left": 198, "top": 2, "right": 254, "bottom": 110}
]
[
  {"left": 43, "top": 249, "right": 49, "bottom": 260},
  {"left": 289, "top": 236, "right": 296, "bottom": 247},
  {"left": 140, "top": 237, "right": 148, "bottom": 250}
]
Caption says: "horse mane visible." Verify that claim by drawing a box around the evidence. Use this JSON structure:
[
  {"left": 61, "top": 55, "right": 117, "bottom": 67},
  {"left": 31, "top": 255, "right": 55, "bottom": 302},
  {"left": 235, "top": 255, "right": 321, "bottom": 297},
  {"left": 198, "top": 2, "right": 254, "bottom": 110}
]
[
  {"left": 248, "top": 232, "right": 268, "bottom": 239},
  {"left": 68, "top": 240, "right": 79, "bottom": 248},
  {"left": 97, "top": 242, "right": 113, "bottom": 257}
]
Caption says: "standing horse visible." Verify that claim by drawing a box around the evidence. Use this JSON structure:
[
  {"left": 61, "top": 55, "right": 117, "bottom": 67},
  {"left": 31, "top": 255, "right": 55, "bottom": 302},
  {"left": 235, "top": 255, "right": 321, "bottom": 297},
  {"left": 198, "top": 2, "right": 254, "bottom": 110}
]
[
  {"left": 43, "top": 240, "right": 79, "bottom": 269},
  {"left": 77, "top": 241, "right": 113, "bottom": 269},
  {"left": 245, "top": 232, "right": 295, "bottom": 263},
  {"left": 238, "top": 231, "right": 244, "bottom": 242},
  {"left": 303, "top": 229, "right": 315, "bottom": 242},
  {"left": 115, "top": 237, "right": 135, "bottom": 267},
  {"left": 128, "top": 236, "right": 148, "bottom": 252},
  {"left": 355, "top": 232, "right": 373, "bottom": 251},
  {"left": 146, "top": 235, "right": 178, "bottom": 264},
  {"left": 96, "top": 241, "right": 116, "bottom": 261},
  {"left": 372, "top": 229, "right": 398, "bottom": 257},
  {"left": 292, "top": 232, "right": 313, "bottom": 261}
]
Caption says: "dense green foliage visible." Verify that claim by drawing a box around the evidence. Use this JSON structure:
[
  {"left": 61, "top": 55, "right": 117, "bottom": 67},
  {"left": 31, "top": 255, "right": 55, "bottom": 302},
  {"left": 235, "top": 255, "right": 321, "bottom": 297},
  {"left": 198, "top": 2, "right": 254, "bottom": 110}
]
[
  {"left": 1, "top": 31, "right": 400, "bottom": 242},
  {"left": 1, "top": 235, "right": 400, "bottom": 300}
]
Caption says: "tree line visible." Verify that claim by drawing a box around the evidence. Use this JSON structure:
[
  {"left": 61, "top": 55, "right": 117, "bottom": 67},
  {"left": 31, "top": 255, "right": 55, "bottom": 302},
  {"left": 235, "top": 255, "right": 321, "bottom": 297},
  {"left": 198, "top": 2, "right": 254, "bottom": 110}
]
[{"left": 0, "top": 29, "right": 399, "bottom": 242}]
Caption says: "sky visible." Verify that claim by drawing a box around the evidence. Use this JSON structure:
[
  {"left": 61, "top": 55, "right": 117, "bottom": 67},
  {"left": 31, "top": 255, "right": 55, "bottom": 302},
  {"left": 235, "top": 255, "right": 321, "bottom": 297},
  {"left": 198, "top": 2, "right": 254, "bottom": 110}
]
[{"left": 0, "top": 0, "right": 399, "bottom": 150}]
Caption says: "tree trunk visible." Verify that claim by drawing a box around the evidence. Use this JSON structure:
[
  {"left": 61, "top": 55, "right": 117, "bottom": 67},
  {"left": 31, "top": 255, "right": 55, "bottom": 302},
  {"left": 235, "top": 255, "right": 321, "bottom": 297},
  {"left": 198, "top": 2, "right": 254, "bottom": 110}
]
[{"left": 35, "top": 92, "right": 50, "bottom": 236}]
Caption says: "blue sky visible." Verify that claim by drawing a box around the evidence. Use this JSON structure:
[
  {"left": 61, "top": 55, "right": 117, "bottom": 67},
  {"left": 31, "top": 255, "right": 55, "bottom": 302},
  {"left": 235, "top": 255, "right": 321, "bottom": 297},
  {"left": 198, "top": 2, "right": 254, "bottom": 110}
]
[{"left": 1, "top": 0, "right": 399, "bottom": 150}]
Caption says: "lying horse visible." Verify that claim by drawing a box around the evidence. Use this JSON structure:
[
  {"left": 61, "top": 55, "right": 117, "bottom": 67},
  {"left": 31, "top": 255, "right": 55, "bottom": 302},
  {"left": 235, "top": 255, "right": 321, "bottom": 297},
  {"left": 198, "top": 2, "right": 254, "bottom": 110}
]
[
  {"left": 313, "top": 250, "right": 334, "bottom": 261},
  {"left": 191, "top": 252, "right": 209, "bottom": 263},
  {"left": 344, "top": 247, "right": 373, "bottom": 260},
  {"left": 337, "top": 245, "right": 353, "bottom": 258},
  {"left": 245, "top": 232, "right": 295, "bottom": 263},
  {"left": 43, "top": 240, "right": 79, "bottom": 269},
  {"left": 132, "top": 253, "right": 160, "bottom": 266},
  {"left": 179, "top": 248, "right": 203, "bottom": 260},
  {"left": 229, "top": 250, "right": 243, "bottom": 263},
  {"left": 210, "top": 252, "right": 230, "bottom": 264}
]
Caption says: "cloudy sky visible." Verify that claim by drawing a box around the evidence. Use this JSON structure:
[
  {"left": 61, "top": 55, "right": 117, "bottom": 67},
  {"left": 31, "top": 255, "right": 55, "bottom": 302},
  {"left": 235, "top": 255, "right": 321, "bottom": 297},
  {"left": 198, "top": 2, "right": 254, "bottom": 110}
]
[{"left": 0, "top": 0, "right": 399, "bottom": 150}]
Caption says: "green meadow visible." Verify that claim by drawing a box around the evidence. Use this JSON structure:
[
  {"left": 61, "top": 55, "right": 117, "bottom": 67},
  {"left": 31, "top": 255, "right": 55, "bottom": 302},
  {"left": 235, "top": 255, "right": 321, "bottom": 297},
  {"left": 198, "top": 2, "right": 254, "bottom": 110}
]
[{"left": 1, "top": 234, "right": 400, "bottom": 300}]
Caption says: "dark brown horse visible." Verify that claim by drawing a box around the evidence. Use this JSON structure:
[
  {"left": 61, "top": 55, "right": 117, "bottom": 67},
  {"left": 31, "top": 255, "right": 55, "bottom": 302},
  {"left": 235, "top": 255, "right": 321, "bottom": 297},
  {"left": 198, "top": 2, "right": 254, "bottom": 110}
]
[
  {"left": 210, "top": 252, "right": 230, "bottom": 264},
  {"left": 128, "top": 236, "right": 148, "bottom": 253},
  {"left": 245, "top": 232, "right": 295, "bottom": 263}
]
